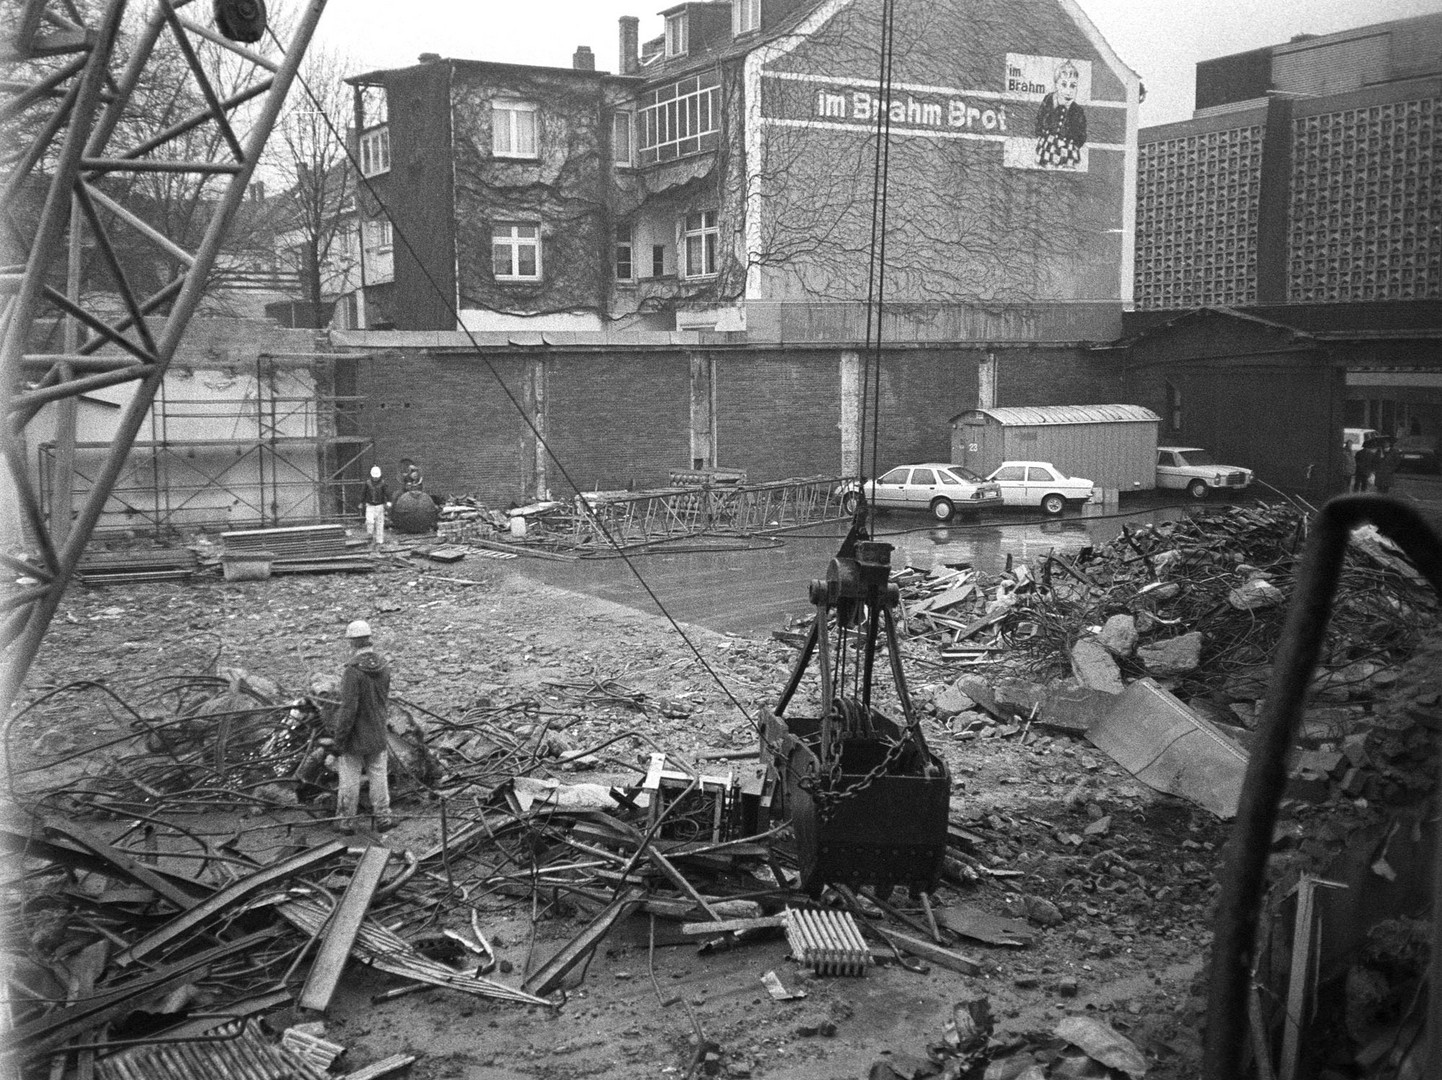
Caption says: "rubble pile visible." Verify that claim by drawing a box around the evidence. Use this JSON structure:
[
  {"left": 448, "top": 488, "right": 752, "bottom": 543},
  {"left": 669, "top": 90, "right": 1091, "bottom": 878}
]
[{"left": 882, "top": 502, "right": 1436, "bottom": 714}]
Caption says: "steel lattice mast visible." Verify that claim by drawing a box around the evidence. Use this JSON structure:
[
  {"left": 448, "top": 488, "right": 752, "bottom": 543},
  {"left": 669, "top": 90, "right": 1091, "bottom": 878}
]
[{"left": 1, "top": 0, "right": 328, "bottom": 720}]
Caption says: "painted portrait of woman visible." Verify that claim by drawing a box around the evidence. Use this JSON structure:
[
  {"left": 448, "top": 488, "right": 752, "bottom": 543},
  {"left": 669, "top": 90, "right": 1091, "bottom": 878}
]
[{"left": 1034, "top": 60, "right": 1088, "bottom": 168}]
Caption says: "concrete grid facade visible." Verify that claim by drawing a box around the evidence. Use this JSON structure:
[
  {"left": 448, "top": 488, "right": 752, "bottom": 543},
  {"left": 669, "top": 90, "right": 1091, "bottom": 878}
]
[{"left": 1134, "top": 13, "right": 1442, "bottom": 312}]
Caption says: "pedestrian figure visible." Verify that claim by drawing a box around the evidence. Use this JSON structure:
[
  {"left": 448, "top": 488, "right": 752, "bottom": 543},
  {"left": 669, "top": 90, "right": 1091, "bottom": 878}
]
[
  {"left": 1353, "top": 441, "right": 1375, "bottom": 493},
  {"left": 362, "top": 465, "right": 391, "bottom": 548},
  {"left": 1373, "top": 439, "right": 1399, "bottom": 494},
  {"left": 1340, "top": 441, "right": 1356, "bottom": 493},
  {"left": 330, "top": 619, "right": 394, "bottom": 833},
  {"left": 398, "top": 457, "right": 424, "bottom": 493}
]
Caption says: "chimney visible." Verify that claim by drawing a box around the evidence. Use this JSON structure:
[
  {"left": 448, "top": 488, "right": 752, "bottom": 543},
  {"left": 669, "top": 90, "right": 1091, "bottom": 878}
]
[
  {"left": 619, "top": 16, "right": 639, "bottom": 75},
  {"left": 573, "top": 45, "right": 595, "bottom": 71},
  {"left": 418, "top": 52, "right": 441, "bottom": 63}
]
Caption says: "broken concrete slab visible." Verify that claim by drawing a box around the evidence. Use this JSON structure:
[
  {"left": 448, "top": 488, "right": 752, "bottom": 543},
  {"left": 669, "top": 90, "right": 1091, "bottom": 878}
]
[
  {"left": 1053, "top": 1015, "right": 1149, "bottom": 1076},
  {"left": 1085, "top": 678, "right": 1247, "bottom": 818},
  {"left": 1096, "top": 614, "right": 1138, "bottom": 658},
  {"left": 1037, "top": 684, "right": 1117, "bottom": 734},
  {"left": 1136, "top": 631, "right": 1203, "bottom": 678},
  {"left": 1070, "top": 638, "right": 1125, "bottom": 694},
  {"left": 1227, "top": 577, "right": 1285, "bottom": 610},
  {"left": 932, "top": 683, "right": 977, "bottom": 718}
]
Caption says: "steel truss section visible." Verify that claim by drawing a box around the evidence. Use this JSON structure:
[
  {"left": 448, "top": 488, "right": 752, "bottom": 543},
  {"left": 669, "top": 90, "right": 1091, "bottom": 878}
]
[
  {"left": 1, "top": 0, "right": 329, "bottom": 714},
  {"left": 572, "top": 476, "right": 856, "bottom": 549}
]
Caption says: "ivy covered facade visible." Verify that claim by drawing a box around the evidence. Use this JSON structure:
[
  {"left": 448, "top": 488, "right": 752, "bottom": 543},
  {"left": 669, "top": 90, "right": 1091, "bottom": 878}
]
[{"left": 347, "top": 0, "right": 1139, "bottom": 342}]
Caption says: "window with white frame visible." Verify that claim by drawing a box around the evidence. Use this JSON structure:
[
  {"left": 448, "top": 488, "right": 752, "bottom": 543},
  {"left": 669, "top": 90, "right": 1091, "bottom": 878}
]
[
  {"left": 492, "top": 222, "right": 541, "bottom": 280},
  {"left": 366, "top": 219, "right": 393, "bottom": 251},
  {"left": 733, "top": 0, "right": 761, "bottom": 34},
  {"left": 665, "top": 12, "right": 688, "bottom": 57},
  {"left": 360, "top": 127, "right": 390, "bottom": 176},
  {"left": 637, "top": 73, "right": 720, "bottom": 166},
  {"left": 682, "top": 210, "right": 717, "bottom": 278},
  {"left": 615, "top": 224, "right": 634, "bottom": 281},
  {"left": 492, "top": 100, "right": 538, "bottom": 158},
  {"left": 612, "top": 111, "right": 633, "bottom": 166}
]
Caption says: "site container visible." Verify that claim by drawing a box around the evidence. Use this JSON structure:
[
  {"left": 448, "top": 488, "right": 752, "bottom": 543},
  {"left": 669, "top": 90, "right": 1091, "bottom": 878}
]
[{"left": 949, "top": 404, "right": 1161, "bottom": 492}]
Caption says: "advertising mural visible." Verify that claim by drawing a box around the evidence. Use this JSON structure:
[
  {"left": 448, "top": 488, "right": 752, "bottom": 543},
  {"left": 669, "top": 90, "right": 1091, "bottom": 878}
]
[{"left": 770, "top": 51, "right": 1108, "bottom": 173}]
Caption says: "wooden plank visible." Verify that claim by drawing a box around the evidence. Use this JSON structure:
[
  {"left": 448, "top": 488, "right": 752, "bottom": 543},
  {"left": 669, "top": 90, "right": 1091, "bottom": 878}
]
[
  {"left": 42, "top": 818, "right": 199, "bottom": 909},
  {"left": 521, "top": 888, "right": 645, "bottom": 996},
  {"left": 13, "top": 930, "right": 279, "bottom": 1063},
  {"left": 115, "top": 839, "right": 348, "bottom": 967},
  {"left": 298, "top": 845, "right": 392, "bottom": 1012},
  {"left": 339, "top": 1055, "right": 419, "bottom": 1080},
  {"left": 647, "top": 847, "right": 720, "bottom": 921},
  {"left": 680, "top": 915, "right": 786, "bottom": 936},
  {"left": 872, "top": 927, "right": 982, "bottom": 976},
  {"left": 914, "top": 582, "right": 975, "bottom": 614}
]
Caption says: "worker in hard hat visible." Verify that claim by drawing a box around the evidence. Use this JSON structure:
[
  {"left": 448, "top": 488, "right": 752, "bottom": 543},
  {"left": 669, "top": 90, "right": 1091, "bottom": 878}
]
[
  {"left": 361, "top": 465, "right": 391, "bottom": 550},
  {"left": 331, "top": 619, "right": 395, "bottom": 832}
]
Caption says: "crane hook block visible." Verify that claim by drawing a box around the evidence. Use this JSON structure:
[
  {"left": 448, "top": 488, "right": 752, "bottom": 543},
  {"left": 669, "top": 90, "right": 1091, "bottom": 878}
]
[{"left": 214, "top": 0, "right": 267, "bottom": 43}]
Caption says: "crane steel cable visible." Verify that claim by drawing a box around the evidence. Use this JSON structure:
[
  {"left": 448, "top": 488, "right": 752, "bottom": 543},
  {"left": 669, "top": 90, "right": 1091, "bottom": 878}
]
[{"left": 277, "top": 49, "right": 758, "bottom": 726}]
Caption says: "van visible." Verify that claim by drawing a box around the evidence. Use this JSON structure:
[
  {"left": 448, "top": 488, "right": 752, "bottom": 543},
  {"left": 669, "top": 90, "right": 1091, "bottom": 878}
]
[{"left": 1343, "top": 427, "right": 1380, "bottom": 448}]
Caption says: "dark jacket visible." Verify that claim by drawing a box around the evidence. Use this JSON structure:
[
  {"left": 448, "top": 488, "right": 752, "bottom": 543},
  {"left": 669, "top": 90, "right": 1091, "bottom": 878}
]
[
  {"left": 332, "top": 649, "right": 391, "bottom": 757},
  {"left": 362, "top": 479, "right": 390, "bottom": 507}
]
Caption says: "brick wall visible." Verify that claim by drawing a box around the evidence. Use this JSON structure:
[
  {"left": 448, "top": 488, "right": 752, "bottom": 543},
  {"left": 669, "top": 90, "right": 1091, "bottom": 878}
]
[
  {"left": 714, "top": 352, "right": 841, "bottom": 479},
  {"left": 352, "top": 352, "right": 530, "bottom": 505},
  {"left": 543, "top": 353, "right": 691, "bottom": 493},
  {"left": 350, "top": 342, "right": 1122, "bottom": 503}
]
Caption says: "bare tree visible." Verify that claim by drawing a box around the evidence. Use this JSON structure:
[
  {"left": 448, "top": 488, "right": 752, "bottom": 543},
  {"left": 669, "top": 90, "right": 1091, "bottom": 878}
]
[{"left": 265, "top": 45, "right": 359, "bottom": 325}]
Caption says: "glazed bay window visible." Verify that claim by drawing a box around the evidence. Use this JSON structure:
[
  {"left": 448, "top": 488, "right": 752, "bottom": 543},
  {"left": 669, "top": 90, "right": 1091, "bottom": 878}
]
[
  {"left": 615, "top": 225, "right": 634, "bottom": 281},
  {"left": 637, "top": 72, "right": 721, "bottom": 165},
  {"left": 492, "top": 100, "right": 538, "bottom": 158},
  {"left": 682, "top": 210, "right": 717, "bottom": 278},
  {"left": 493, "top": 223, "right": 541, "bottom": 280},
  {"left": 359, "top": 126, "right": 390, "bottom": 176}
]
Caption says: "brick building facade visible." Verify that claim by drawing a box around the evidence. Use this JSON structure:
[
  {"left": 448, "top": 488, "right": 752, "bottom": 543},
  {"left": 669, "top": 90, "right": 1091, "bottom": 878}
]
[{"left": 346, "top": 0, "right": 1139, "bottom": 343}]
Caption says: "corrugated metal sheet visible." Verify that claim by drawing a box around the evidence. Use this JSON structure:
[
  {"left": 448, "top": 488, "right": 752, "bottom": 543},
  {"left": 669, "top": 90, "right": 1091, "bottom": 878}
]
[
  {"left": 96, "top": 1022, "right": 328, "bottom": 1080},
  {"left": 962, "top": 404, "right": 1160, "bottom": 426}
]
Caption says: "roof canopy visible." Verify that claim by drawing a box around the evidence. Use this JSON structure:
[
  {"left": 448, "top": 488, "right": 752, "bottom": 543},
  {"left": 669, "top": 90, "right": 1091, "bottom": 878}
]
[{"left": 950, "top": 404, "right": 1161, "bottom": 426}]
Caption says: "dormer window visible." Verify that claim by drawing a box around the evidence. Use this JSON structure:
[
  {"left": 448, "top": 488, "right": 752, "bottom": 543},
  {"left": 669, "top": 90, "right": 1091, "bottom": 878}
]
[
  {"left": 733, "top": 0, "right": 760, "bottom": 35},
  {"left": 665, "top": 12, "right": 688, "bottom": 57}
]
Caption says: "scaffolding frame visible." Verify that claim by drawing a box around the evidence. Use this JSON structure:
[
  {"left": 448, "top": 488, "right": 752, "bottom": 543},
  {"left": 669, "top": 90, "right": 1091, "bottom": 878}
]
[
  {"left": 36, "top": 352, "right": 372, "bottom": 535},
  {"left": 1, "top": 0, "right": 329, "bottom": 715}
]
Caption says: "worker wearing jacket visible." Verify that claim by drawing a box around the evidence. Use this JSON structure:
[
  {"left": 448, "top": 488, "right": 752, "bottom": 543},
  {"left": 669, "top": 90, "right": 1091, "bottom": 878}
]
[{"left": 332, "top": 619, "right": 394, "bottom": 831}]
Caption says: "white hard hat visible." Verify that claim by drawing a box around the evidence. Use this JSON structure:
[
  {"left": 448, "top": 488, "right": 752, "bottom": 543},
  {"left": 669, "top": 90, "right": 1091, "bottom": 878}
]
[
  {"left": 370, "top": 466, "right": 382, "bottom": 479},
  {"left": 344, "top": 619, "right": 372, "bottom": 639}
]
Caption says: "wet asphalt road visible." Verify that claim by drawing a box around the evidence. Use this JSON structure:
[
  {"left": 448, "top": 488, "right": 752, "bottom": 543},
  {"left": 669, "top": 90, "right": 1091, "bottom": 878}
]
[{"left": 503, "top": 472, "right": 1442, "bottom": 638}]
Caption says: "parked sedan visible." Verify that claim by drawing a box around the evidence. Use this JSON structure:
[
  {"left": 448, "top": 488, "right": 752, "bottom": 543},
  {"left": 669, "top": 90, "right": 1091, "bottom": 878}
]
[
  {"left": 983, "top": 461, "right": 1095, "bottom": 516},
  {"left": 1156, "top": 446, "right": 1254, "bottom": 499},
  {"left": 851, "top": 463, "right": 1003, "bottom": 521},
  {"left": 1395, "top": 433, "right": 1440, "bottom": 473}
]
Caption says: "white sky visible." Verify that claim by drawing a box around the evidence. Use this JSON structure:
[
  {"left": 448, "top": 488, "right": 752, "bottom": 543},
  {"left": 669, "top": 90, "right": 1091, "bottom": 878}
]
[{"left": 301, "top": 0, "right": 1438, "bottom": 126}]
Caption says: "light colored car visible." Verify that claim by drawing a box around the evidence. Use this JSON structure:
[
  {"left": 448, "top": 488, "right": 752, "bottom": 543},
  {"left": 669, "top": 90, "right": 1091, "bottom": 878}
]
[
  {"left": 1156, "top": 446, "right": 1254, "bottom": 499},
  {"left": 852, "top": 463, "right": 1003, "bottom": 521},
  {"left": 983, "top": 461, "right": 1095, "bottom": 516}
]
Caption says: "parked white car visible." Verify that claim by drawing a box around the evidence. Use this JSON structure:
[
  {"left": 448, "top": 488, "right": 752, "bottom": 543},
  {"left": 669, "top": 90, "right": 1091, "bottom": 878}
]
[
  {"left": 1156, "top": 446, "right": 1254, "bottom": 499},
  {"left": 850, "top": 463, "right": 1003, "bottom": 521},
  {"left": 983, "top": 461, "right": 1095, "bottom": 516}
]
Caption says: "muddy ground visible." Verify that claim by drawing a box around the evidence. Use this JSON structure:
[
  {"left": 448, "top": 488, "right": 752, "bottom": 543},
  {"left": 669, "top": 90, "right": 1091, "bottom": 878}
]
[{"left": 13, "top": 553, "right": 1237, "bottom": 1079}]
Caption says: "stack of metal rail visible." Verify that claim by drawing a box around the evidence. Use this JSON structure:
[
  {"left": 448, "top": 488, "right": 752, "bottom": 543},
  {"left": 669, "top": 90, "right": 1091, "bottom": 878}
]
[
  {"left": 76, "top": 549, "right": 200, "bottom": 586},
  {"left": 221, "top": 525, "right": 373, "bottom": 574}
]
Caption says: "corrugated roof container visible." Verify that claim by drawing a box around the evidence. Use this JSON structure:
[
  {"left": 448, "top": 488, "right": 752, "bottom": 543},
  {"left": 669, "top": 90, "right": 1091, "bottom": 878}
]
[{"left": 948, "top": 404, "right": 1161, "bottom": 491}]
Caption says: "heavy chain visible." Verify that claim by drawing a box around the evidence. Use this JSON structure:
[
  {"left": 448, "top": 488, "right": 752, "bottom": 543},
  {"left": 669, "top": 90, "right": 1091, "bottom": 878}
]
[{"left": 799, "top": 728, "right": 914, "bottom": 823}]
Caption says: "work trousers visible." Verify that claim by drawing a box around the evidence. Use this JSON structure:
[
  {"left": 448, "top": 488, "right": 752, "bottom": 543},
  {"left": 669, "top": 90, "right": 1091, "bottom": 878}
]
[
  {"left": 336, "top": 748, "right": 390, "bottom": 826},
  {"left": 364, "top": 502, "right": 386, "bottom": 546}
]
